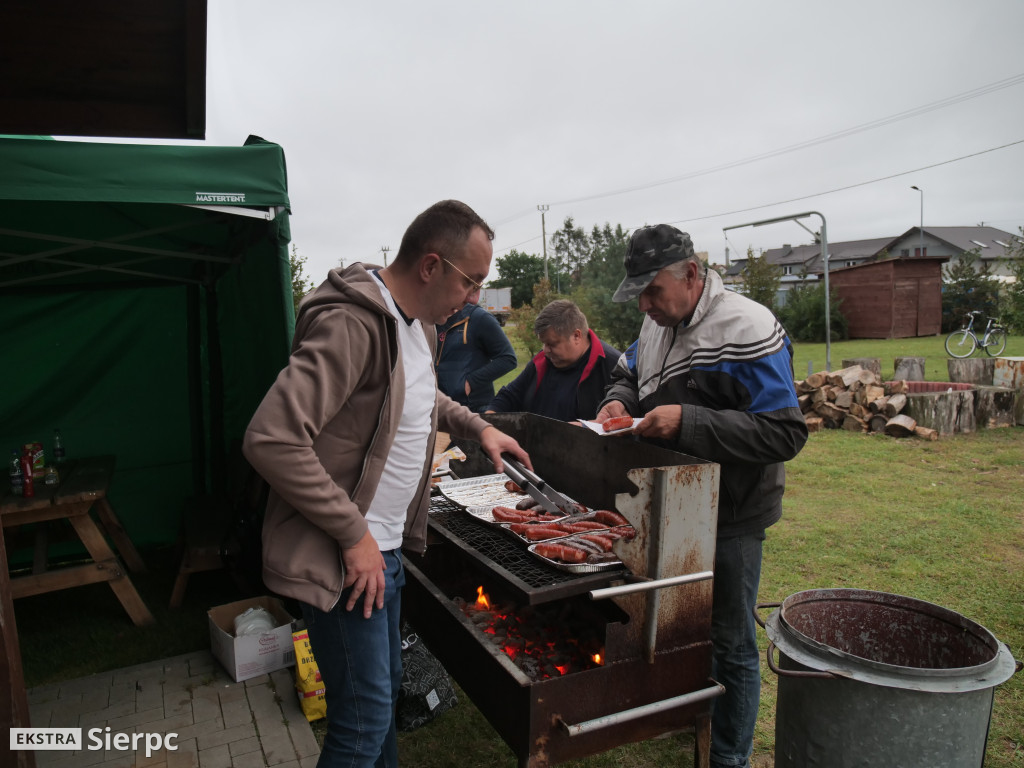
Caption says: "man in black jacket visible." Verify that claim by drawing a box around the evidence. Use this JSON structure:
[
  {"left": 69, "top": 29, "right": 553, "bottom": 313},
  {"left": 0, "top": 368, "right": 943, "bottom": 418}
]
[
  {"left": 435, "top": 300, "right": 517, "bottom": 413},
  {"left": 488, "top": 300, "right": 620, "bottom": 421}
]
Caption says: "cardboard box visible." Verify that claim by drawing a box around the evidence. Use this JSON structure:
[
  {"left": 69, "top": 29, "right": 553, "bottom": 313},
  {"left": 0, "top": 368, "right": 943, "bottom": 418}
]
[{"left": 208, "top": 596, "right": 296, "bottom": 682}]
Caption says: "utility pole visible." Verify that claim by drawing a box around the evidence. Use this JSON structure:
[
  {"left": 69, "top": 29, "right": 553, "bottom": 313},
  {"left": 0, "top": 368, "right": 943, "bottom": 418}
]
[
  {"left": 537, "top": 205, "right": 549, "bottom": 280},
  {"left": 380, "top": 245, "right": 390, "bottom": 266}
]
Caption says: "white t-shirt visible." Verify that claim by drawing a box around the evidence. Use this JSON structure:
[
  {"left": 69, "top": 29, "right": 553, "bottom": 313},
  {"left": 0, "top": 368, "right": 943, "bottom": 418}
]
[{"left": 365, "top": 273, "right": 435, "bottom": 550}]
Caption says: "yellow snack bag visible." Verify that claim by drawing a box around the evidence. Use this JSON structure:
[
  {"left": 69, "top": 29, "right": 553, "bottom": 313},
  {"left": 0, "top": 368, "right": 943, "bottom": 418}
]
[{"left": 292, "top": 628, "right": 326, "bottom": 722}]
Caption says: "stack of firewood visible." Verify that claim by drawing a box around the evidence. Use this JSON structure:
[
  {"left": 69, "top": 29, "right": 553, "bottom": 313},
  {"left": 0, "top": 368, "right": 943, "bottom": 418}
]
[{"left": 795, "top": 364, "right": 938, "bottom": 440}]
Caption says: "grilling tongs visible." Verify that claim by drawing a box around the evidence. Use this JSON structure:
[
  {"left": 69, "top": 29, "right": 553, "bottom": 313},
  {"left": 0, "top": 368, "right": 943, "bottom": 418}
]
[{"left": 498, "top": 455, "right": 575, "bottom": 517}]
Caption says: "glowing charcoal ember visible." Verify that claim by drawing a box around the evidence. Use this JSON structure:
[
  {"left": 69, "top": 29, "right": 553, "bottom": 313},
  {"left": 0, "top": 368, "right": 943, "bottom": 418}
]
[{"left": 455, "top": 588, "right": 605, "bottom": 681}]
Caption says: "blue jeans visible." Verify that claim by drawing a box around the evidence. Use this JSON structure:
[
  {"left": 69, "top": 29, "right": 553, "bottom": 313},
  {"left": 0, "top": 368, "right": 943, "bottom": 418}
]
[
  {"left": 709, "top": 533, "right": 765, "bottom": 768},
  {"left": 300, "top": 549, "right": 405, "bottom": 768}
]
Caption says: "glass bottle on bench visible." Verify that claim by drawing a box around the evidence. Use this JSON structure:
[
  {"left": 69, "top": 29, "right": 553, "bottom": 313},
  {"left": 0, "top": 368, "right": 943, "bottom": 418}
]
[
  {"left": 8, "top": 449, "right": 22, "bottom": 496},
  {"left": 20, "top": 448, "right": 35, "bottom": 498},
  {"left": 53, "top": 428, "right": 66, "bottom": 464}
]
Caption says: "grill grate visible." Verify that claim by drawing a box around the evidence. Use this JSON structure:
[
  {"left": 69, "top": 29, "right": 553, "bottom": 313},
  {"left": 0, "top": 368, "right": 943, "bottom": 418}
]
[
  {"left": 426, "top": 494, "right": 619, "bottom": 603},
  {"left": 428, "top": 496, "right": 578, "bottom": 587}
]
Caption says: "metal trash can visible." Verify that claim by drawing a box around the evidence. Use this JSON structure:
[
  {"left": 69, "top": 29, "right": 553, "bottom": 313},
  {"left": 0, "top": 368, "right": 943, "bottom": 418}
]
[{"left": 756, "top": 589, "right": 1020, "bottom": 768}]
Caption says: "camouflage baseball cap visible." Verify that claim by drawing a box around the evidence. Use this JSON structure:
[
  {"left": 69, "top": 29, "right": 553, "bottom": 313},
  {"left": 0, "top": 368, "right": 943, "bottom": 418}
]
[{"left": 612, "top": 224, "right": 696, "bottom": 303}]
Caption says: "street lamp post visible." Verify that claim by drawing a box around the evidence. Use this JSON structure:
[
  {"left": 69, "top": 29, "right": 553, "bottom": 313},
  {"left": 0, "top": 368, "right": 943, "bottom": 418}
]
[
  {"left": 910, "top": 186, "right": 924, "bottom": 256},
  {"left": 723, "top": 211, "right": 831, "bottom": 371}
]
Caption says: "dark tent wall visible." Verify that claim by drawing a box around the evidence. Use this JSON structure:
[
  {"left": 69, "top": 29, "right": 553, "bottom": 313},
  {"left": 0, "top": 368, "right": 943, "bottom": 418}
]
[{"left": 0, "top": 136, "right": 293, "bottom": 550}]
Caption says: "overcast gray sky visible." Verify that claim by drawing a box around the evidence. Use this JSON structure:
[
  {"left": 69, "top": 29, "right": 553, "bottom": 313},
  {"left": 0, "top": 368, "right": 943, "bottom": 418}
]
[{"left": 204, "top": 0, "right": 1024, "bottom": 283}]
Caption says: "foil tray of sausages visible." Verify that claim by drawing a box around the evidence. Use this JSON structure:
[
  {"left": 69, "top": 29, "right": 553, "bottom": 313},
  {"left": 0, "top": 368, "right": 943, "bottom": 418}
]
[{"left": 526, "top": 538, "right": 627, "bottom": 573}]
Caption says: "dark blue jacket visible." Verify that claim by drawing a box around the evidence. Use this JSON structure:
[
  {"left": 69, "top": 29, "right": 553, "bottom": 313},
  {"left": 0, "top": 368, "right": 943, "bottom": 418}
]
[
  {"left": 488, "top": 330, "right": 620, "bottom": 421},
  {"left": 435, "top": 303, "right": 517, "bottom": 413}
]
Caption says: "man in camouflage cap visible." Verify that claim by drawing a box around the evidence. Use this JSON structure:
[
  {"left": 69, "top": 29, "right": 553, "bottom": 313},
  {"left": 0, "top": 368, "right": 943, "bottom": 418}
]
[
  {"left": 611, "top": 223, "right": 696, "bottom": 303},
  {"left": 599, "top": 224, "right": 807, "bottom": 768}
]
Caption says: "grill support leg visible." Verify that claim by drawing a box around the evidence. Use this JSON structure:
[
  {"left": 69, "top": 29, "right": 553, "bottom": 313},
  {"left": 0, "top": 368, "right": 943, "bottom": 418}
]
[{"left": 695, "top": 712, "right": 711, "bottom": 768}]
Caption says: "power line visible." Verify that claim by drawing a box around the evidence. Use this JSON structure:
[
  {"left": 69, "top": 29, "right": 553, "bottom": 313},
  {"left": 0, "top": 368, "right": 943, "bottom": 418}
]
[
  {"left": 495, "top": 137, "right": 1024, "bottom": 255},
  {"left": 548, "top": 72, "right": 1024, "bottom": 207},
  {"left": 490, "top": 71, "right": 1024, "bottom": 230},
  {"left": 663, "top": 137, "right": 1024, "bottom": 228}
]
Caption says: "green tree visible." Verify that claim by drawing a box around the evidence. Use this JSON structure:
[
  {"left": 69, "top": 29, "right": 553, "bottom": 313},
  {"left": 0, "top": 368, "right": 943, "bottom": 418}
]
[
  {"left": 777, "top": 280, "right": 848, "bottom": 342},
  {"left": 492, "top": 249, "right": 546, "bottom": 308},
  {"left": 506, "top": 279, "right": 563, "bottom": 357},
  {"left": 941, "top": 249, "right": 1000, "bottom": 332},
  {"left": 289, "top": 243, "right": 314, "bottom": 316},
  {"left": 570, "top": 223, "right": 643, "bottom": 350},
  {"left": 998, "top": 228, "right": 1024, "bottom": 333},
  {"left": 550, "top": 217, "right": 591, "bottom": 291},
  {"left": 740, "top": 247, "right": 781, "bottom": 312}
]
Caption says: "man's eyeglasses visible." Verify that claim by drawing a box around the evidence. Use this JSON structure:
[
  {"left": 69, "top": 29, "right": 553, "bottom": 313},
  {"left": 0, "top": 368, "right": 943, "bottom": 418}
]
[{"left": 441, "top": 256, "right": 484, "bottom": 293}]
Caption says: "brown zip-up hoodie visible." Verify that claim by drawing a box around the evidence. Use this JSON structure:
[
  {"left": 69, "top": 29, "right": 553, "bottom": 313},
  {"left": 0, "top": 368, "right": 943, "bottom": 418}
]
[{"left": 243, "top": 263, "right": 489, "bottom": 611}]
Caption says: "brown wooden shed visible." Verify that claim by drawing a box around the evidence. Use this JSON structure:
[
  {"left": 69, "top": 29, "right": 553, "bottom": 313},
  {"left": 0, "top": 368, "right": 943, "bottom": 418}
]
[{"left": 828, "top": 257, "right": 946, "bottom": 338}]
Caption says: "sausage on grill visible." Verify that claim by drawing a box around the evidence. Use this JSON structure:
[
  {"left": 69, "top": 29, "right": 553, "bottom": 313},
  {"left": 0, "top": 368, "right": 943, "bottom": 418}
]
[
  {"left": 594, "top": 509, "right": 630, "bottom": 527},
  {"left": 534, "top": 543, "right": 587, "bottom": 564}
]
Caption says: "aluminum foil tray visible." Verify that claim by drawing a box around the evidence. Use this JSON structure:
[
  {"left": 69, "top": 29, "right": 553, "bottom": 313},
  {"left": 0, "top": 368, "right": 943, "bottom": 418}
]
[
  {"left": 526, "top": 542, "right": 625, "bottom": 574},
  {"left": 434, "top": 473, "right": 527, "bottom": 522},
  {"left": 435, "top": 473, "right": 579, "bottom": 524}
]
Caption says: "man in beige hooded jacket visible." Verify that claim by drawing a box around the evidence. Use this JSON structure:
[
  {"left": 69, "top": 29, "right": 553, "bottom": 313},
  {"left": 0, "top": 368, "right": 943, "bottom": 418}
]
[{"left": 244, "top": 200, "right": 529, "bottom": 768}]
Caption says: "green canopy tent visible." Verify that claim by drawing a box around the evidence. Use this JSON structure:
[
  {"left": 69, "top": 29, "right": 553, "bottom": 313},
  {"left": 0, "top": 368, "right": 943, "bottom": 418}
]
[{"left": 0, "top": 135, "right": 293, "bottom": 550}]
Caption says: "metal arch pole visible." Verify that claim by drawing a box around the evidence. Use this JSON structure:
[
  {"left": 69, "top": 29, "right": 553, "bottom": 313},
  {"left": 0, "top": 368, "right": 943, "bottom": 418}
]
[
  {"left": 820, "top": 214, "right": 830, "bottom": 371},
  {"left": 722, "top": 209, "right": 830, "bottom": 370}
]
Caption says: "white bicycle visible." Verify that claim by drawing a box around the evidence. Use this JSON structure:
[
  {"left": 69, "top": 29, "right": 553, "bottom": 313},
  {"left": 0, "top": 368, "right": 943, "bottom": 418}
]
[{"left": 944, "top": 310, "right": 1007, "bottom": 358}]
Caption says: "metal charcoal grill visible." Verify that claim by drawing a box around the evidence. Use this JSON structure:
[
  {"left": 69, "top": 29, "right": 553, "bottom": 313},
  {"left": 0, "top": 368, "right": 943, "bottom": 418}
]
[{"left": 405, "top": 414, "right": 723, "bottom": 768}]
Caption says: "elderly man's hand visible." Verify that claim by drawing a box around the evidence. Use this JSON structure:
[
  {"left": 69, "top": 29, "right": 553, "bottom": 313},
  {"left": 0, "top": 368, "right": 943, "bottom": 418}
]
[
  {"left": 633, "top": 405, "right": 683, "bottom": 441},
  {"left": 594, "top": 401, "right": 629, "bottom": 424},
  {"left": 479, "top": 425, "right": 533, "bottom": 473}
]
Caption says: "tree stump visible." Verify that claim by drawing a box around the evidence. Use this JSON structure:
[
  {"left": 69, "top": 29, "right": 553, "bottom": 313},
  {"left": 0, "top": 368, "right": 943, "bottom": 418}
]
[
  {"left": 842, "top": 358, "right": 881, "bottom": 379},
  {"left": 893, "top": 356, "right": 925, "bottom": 381},
  {"left": 993, "top": 358, "right": 1024, "bottom": 390},
  {"left": 947, "top": 357, "right": 993, "bottom": 385},
  {"left": 904, "top": 389, "right": 976, "bottom": 435},
  {"left": 973, "top": 386, "right": 1017, "bottom": 429}
]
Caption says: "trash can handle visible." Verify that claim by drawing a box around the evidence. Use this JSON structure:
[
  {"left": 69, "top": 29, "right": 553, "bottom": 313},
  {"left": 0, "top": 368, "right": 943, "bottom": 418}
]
[
  {"left": 752, "top": 602, "right": 780, "bottom": 629},
  {"left": 766, "top": 640, "right": 845, "bottom": 680}
]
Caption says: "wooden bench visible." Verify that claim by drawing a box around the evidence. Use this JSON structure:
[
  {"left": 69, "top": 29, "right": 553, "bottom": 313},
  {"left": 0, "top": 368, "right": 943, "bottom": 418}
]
[{"left": 0, "top": 455, "right": 153, "bottom": 626}]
